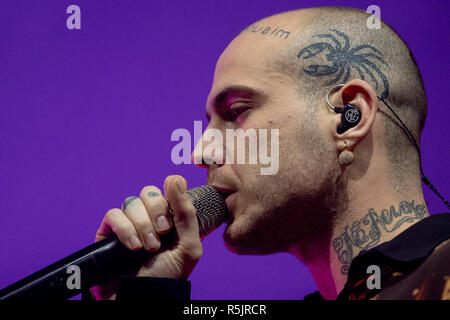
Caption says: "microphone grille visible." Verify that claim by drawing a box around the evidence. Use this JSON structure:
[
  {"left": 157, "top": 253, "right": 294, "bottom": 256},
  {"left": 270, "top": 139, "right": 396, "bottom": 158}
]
[{"left": 186, "top": 185, "right": 229, "bottom": 239}]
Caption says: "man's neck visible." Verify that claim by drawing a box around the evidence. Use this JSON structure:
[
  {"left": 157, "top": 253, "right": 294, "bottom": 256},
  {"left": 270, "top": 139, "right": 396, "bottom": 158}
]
[{"left": 290, "top": 193, "right": 430, "bottom": 299}]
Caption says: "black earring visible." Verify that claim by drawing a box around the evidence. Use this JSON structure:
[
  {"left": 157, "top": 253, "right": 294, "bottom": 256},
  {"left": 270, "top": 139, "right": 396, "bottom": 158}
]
[{"left": 326, "top": 84, "right": 362, "bottom": 134}]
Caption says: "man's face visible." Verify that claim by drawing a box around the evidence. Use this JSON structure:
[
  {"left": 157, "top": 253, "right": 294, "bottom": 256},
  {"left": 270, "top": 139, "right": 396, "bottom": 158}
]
[{"left": 199, "top": 35, "right": 337, "bottom": 255}]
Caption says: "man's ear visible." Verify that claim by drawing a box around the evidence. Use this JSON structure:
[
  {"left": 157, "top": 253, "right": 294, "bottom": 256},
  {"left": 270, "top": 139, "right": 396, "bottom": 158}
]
[{"left": 331, "top": 79, "right": 379, "bottom": 151}]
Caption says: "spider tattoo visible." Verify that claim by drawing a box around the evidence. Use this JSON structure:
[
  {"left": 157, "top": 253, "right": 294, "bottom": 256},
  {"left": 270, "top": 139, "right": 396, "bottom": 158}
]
[{"left": 297, "top": 29, "right": 390, "bottom": 99}]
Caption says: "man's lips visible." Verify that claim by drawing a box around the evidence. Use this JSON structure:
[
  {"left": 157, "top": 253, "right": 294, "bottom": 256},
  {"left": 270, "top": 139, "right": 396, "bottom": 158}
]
[
  {"left": 210, "top": 185, "right": 236, "bottom": 195},
  {"left": 224, "top": 192, "right": 237, "bottom": 213}
]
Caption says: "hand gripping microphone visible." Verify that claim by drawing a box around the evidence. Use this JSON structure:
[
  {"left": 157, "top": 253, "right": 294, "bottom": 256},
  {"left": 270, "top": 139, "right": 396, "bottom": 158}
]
[{"left": 0, "top": 185, "right": 228, "bottom": 300}]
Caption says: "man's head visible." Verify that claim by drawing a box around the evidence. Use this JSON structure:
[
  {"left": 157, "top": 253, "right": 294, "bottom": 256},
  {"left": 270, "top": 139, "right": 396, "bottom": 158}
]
[{"left": 198, "top": 7, "right": 427, "bottom": 255}]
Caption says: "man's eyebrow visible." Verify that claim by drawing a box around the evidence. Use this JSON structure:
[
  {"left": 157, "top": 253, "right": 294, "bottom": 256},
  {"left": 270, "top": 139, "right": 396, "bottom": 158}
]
[{"left": 206, "top": 85, "right": 265, "bottom": 121}]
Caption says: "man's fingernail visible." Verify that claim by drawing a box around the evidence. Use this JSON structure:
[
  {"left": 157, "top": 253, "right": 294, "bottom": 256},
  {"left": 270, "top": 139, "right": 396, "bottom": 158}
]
[
  {"left": 156, "top": 215, "right": 170, "bottom": 231},
  {"left": 128, "top": 235, "right": 141, "bottom": 250},
  {"left": 146, "top": 233, "right": 160, "bottom": 250}
]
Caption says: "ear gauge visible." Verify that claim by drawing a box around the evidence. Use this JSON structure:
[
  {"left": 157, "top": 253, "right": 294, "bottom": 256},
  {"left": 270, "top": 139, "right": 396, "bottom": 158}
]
[
  {"left": 326, "top": 84, "right": 362, "bottom": 134},
  {"left": 339, "top": 141, "right": 354, "bottom": 166}
]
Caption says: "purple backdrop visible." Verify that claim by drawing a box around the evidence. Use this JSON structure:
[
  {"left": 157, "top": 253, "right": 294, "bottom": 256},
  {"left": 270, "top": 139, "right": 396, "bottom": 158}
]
[{"left": 0, "top": 0, "right": 449, "bottom": 299}]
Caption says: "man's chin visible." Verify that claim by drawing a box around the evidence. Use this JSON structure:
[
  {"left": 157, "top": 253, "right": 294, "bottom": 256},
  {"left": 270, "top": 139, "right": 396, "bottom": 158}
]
[
  {"left": 222, "top": 218, "right": 252, "bottom": 254},
  {"left": 222, "top": 217, "right": 277, "bottom": 255}
]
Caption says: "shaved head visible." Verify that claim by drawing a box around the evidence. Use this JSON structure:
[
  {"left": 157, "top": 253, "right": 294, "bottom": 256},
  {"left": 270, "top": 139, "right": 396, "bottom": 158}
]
[
  {"left": 229, "top": 7, "right": 427, "bottom": 178},
  {"left": 200, "top": 7, "right": 432, "bottom": 294},
  {"left": 202, "top": 6, "right": 429, "bottom": 258}
]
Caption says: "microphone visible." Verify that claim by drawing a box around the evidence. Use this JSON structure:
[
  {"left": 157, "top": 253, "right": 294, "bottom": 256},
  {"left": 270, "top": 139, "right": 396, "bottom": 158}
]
[{"left": 0, "top": 185, "right": 228, "bottom": 300}]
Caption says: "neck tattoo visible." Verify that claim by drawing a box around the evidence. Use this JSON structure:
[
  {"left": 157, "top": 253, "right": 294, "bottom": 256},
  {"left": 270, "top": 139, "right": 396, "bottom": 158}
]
[{"left": 332, "top": 199, "right": 428, "bottom": 275}]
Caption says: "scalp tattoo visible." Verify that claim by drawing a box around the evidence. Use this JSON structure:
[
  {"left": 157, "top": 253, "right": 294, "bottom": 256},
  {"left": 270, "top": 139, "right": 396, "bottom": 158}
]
[{"left": 297, "top": 29, "right": 390, "bottom": 99}]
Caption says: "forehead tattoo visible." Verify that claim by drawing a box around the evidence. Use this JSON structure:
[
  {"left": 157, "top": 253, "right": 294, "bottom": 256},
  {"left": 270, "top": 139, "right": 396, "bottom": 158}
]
[{"left": 241, "top": 23, "right": 291, "bottom": 40}]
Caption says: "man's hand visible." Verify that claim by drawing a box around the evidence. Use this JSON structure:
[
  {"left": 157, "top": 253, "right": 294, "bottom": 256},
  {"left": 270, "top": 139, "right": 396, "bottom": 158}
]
[{"left": 90, "top": 175, "right": 202, "bottom": 300}]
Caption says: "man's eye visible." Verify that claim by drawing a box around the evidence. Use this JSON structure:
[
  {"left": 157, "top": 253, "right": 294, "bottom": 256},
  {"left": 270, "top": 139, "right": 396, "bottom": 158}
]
[{"left": 230, "top": 106, "right": 250, "bottom": 118}]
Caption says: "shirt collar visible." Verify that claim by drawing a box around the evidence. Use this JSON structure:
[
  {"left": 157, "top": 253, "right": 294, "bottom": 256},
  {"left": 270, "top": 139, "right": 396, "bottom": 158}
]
[{"left": 358, "top": 213, "right": 450, "bottom": 261}]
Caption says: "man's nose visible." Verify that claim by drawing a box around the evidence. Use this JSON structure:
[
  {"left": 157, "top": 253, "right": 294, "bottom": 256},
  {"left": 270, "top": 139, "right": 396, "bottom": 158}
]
[
  {"left": 191, "top": 148, "right": 209, "bottom": 169},
  {"left": 191, "top": 130, "right": 225, "bottom": 169}
]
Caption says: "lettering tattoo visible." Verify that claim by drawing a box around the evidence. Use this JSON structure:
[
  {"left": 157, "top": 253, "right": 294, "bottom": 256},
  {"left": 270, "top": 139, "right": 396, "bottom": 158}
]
[
  {"left": 297, "top": 29, "right": 389, "bottom": 99},
  {"left": 332, "top": 200, "right": 428, "bottom": 275},
  {"left": 243, "top": 23, "right": 291, "bottom": 40}
]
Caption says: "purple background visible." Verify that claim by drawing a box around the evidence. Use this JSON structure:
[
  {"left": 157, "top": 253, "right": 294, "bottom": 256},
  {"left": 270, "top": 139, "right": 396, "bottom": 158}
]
[{"left": 0, "top": 0, "right": 449, "bottom": 299}]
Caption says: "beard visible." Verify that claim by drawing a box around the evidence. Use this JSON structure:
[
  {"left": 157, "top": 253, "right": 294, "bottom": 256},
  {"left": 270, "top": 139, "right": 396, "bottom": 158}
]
[
  {"left": 222, "top": 115, "right": 339, "bottom": 256},
  {"left": 222, "top": 160, "right": 338, "bottom": 256},
  {"left": 223, "top": 193, "right": 304, "bottom": 255}
]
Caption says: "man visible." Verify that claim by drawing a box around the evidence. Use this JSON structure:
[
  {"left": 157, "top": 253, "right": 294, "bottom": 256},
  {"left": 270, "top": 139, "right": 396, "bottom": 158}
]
[{"left": 89, "top": 7, "right": 450, "bottom": 300}]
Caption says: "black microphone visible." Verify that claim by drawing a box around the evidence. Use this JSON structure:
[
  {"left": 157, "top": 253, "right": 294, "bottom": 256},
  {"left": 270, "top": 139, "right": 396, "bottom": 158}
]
[{"left": 0, "top": 185, "right": 228, "bottom": 300}]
